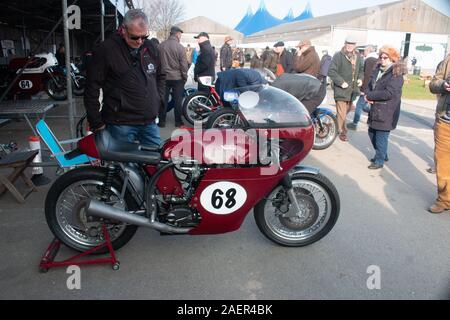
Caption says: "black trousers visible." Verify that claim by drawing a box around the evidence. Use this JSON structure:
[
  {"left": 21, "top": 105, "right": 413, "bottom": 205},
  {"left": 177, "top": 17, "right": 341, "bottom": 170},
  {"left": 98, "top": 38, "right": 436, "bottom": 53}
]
[{"left": 161, "top": 80, "right": 185, "bottom": 125}]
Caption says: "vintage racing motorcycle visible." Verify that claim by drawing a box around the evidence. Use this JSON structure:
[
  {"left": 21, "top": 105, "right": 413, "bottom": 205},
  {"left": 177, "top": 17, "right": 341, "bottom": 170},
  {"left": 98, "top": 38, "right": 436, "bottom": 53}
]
[{"left": 45, "top": 85, "right": 340, "bottom": 253}]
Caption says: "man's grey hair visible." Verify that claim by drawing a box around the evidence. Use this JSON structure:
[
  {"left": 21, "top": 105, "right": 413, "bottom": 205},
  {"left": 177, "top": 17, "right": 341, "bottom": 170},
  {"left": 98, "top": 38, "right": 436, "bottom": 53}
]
[
  {"left": 365, "top": 45, "right": 376, "bottom": 53},
  {"left": 123, "top": 9, "right": 149, "bottom": 28}
]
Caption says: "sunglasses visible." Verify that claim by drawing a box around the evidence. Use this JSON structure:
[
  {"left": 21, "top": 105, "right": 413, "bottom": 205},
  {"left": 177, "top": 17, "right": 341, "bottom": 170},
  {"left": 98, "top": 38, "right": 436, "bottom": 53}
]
[
  {"left": 379, "top": 56, "right": 390, "bottom": 60},
  {"left": 128, "top": 34, "right": 149, "bottom": 41},
  {"left": 125, "top": 27, "right": 149, "bottom": 41}
]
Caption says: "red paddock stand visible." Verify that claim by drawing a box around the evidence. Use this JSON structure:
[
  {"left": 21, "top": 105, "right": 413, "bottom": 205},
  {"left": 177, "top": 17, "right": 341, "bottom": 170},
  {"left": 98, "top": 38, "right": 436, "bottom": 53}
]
[{"left": 39, "top": 225, "right": 120, "bottom": 273}]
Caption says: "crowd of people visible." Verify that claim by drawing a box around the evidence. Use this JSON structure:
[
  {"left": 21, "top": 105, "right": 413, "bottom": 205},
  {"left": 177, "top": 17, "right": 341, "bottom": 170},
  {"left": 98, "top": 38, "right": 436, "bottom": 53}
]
[{"left": 83, "top": 9, "right": 449, "bottom": 214}]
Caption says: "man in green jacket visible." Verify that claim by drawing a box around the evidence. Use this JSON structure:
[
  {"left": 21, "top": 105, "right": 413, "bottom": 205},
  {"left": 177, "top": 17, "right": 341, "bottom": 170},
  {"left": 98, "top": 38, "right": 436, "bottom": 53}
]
[{"left": 328, "top": 36, "right": 364, "bottom": 141}]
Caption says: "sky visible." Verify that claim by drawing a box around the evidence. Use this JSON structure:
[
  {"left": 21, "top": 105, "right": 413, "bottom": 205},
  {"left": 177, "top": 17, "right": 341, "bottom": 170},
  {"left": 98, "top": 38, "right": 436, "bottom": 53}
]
[{"left": 176, "top": 0, "right": 450, "bottom": 29}]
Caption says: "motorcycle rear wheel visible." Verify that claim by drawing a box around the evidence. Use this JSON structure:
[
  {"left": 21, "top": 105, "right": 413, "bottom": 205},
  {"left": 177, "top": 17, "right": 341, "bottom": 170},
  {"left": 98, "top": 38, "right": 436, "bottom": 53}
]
[
  {"left": 45, "top": 167, "right": 138, "bottom": 253},
  {"left": 254, "top": 173, "right": 340, "bottom": 247}
]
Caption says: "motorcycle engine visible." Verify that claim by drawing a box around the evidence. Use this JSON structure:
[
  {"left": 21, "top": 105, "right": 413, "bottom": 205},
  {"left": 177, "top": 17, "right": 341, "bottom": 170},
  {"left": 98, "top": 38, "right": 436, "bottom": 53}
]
[{"left": 164, "top": 206, "right": 201, "bottom": 228}]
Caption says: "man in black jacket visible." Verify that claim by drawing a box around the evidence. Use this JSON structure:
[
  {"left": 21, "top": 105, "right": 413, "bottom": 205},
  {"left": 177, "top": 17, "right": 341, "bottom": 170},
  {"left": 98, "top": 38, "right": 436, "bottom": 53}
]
[
  {"left": 194, "top": 32, "right": 216, "bottom": 92},
  {"left": 84, "top": 9, "right": 165, "bottom": 146},
  {"left": 273, "top": 41, "right": 293, "bottom": 76}
]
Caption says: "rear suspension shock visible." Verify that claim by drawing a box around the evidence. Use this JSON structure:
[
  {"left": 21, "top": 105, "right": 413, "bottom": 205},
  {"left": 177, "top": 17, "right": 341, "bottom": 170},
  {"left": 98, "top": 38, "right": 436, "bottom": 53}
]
[{"left": 101, "top": 165, "right": 121, "bottom": 201}]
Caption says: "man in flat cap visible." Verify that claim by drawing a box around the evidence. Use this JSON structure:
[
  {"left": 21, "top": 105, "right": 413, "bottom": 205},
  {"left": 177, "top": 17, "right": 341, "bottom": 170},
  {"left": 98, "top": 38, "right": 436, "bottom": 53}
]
[
  {"left": 328, "top": 36, "right": 364, "bottom": 142},
  {"left": 293, "top": 39, "right": 320, "bottom": 77},
  {"left": 194, "top": 32, "right": 216, "bottom": 92},
  {"left": 273, "top": 41, "right": 294, "bottom": 77},
  {"left": 158, "top": 26, "right": 189, "bottom": 127}
]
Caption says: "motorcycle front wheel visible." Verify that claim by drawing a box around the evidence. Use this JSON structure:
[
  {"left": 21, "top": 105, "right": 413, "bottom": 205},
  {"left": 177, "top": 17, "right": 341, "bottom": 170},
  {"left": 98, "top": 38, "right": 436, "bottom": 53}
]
[
  {"left": 254, "top": 173, "right": 340, "bottom": 247},
  {"left": 45, "top": 167, "right": 138, "bottom": 253},
  {"left": 205, "top": 109, "right": 241, "bottom": 129},
  {"left": 313, "top": 112, "right": 338, "bottom": 150},
  {"left": 45, "top": 75, "right": 67, "bottom": 101},
  {"left": 182, "top": 92, "right": 218, "bottom": 125}
]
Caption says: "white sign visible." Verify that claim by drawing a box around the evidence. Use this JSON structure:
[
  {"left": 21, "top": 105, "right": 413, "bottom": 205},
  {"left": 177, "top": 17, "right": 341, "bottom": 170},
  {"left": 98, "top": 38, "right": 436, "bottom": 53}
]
[
  {"left": 200, "top": 182, "right": 247, "bottom": 215},
  {"left": 19, "top": 80, "right": 33, "bottom": 90}
]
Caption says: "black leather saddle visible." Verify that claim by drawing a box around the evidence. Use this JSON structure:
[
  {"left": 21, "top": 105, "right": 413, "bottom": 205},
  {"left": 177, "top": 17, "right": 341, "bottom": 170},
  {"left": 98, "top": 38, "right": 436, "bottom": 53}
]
[{"left": 94, "top": 129, "right": 161, "bottom": 164}]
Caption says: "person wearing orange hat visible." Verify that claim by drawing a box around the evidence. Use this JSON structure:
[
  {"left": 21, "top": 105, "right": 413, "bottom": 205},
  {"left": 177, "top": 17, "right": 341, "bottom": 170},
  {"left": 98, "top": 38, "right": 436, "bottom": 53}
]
[{"left": 364, "top": 45, "right": 406, "bottom": 170}]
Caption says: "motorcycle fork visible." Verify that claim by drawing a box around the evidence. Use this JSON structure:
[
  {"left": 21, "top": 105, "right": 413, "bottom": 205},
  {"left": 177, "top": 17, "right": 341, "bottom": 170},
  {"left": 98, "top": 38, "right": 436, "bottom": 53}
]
[
  {"left": 46, "top": 69, "right": 63, "bottom": 88},
  {"left": 281, "top": 175, "right": 304, "bottom": 219},
  {"left": 315, "top": 113, "right": 325, "bottom": 132},
  {"left": 70, "top": 71, "right": 80, "bottom": 87}
]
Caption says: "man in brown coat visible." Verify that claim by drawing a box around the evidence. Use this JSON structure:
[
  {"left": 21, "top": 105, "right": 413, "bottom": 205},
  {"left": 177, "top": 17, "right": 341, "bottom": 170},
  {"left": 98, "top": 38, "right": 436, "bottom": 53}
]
[
  {"left": 158, "top": 26, "right": 189, "bottom": 127},
  {"left": 293, "top": 39, "right": 320, "bottom": 77},
  {"left": 428, "top": 54, "right": 450, "bottom": 213}
]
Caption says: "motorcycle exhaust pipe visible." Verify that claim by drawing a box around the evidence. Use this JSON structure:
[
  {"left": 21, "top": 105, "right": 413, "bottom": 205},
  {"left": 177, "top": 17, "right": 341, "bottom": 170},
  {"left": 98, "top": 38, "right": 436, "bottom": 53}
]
[{"left": 86, "top": 199, "right": 191, "bottom": 234}]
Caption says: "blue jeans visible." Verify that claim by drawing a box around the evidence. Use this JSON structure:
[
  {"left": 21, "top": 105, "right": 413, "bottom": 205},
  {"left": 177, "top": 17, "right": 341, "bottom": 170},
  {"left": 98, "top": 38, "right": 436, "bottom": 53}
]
[
  {"left": 368, "top": 128, "right": 390, "bottom": 166},
  {"left": 107, "top": 124, "right": 161, "bottom": 147},
  {"left": 353, "top": 95, "right": 370, "bottom": 125}
]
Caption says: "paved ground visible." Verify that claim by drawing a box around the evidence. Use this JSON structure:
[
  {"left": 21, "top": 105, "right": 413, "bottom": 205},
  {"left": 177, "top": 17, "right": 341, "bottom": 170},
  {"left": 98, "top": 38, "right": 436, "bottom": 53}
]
[{"left": 0, "top": 95, "right": 449, "bottom": 300}]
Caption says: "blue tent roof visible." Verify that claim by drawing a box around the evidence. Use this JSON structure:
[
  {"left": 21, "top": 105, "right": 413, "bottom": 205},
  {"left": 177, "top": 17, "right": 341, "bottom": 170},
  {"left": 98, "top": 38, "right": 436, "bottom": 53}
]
[
  {"left": 295, "top": 2, "right": 314, "bottom": 21},
  {"left": 235, "top": 5, "right": 254, "bottom": 33},
  {"left": 238, "top": 0, "right": 283, "bottom": 36},
  {"left": 283, "top": 8, "right": 295, "bottom": 22}
]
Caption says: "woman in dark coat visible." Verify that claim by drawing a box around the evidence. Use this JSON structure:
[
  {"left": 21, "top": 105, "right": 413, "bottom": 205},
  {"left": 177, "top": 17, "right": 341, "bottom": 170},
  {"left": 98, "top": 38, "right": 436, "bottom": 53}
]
[{"left": 365, "top": 45, "right": 406, "bottom": 170}]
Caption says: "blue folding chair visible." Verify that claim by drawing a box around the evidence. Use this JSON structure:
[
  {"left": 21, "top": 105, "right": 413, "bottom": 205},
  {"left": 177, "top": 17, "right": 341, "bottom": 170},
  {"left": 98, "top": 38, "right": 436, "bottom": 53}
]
[{"left": 36, "top": 120, "right": 95, "bottom": 168}]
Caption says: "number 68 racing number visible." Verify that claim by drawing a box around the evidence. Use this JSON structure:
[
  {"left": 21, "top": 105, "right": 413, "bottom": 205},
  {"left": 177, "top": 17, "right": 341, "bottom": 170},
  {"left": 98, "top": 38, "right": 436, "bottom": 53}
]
[{"left": 200, "top": 182, "right": 247, "bottom": 215}]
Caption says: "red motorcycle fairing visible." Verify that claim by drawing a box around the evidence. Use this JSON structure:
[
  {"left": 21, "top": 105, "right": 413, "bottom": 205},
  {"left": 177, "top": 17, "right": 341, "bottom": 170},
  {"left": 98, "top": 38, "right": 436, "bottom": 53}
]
[
  {"left": 162, "top": 127, "right": 314, "bottom": 167},
  {"left": 188, "top": 166, "right": 284, "bottom": 235},
  {"left": 11, "top": 74, "right": 45, "bottom": 97},
  {"left": 183, "top": 127, "right": 314, "bottom": 235}
]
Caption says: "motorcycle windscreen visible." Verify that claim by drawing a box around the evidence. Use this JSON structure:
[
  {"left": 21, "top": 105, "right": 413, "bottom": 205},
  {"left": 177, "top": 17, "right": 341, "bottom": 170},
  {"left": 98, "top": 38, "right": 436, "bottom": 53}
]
[{"left": 229, "top": 85, "right": 312, "bottom": 129}]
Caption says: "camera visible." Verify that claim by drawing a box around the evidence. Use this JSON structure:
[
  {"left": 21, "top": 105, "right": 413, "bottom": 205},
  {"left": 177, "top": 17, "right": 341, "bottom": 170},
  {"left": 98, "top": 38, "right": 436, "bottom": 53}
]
[{"left": 444, "top": 76, "right": 450, "bottom": 88}]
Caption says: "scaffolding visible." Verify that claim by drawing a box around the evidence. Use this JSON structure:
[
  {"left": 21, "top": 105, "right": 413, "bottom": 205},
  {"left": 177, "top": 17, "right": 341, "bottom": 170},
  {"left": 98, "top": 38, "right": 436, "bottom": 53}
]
[{"left": 0, "top": 0, "right": 134, "bottom": 139}]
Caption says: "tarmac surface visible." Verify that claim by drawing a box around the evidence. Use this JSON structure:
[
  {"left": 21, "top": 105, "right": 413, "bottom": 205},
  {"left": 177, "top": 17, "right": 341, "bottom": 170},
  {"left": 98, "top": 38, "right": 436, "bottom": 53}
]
[{"left": 0, "top": 94, "right": 449, "bottom": 300}]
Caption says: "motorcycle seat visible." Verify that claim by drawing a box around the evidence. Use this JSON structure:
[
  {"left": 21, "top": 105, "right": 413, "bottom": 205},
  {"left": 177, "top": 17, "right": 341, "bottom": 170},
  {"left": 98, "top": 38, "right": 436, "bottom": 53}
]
[{"left": 94, "top": 130, "right": 161, "bottom": 165}]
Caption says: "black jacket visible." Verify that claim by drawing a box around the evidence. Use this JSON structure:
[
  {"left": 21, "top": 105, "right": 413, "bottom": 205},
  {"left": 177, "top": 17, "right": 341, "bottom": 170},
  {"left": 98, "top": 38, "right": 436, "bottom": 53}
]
[
  {"left": 279, "top": 49, "right": 294, "bottom": 74},
  {"left": 272, "top": 73, "right": 325, "bottom": 114},
  {"left": 220, "top": 43, "right": 232, "bottom": 70},
  {"left": 215, "top": 69, "right": 267, "bottom": 100},
  {"left": 84, "top": 33, "right": 166, "bottom": 130},
  {"left": 366, "top": 63, "right": 404, "bottom": 131},
  {"left": 194, "top": 40, "right": 216, "bottom": 81}
]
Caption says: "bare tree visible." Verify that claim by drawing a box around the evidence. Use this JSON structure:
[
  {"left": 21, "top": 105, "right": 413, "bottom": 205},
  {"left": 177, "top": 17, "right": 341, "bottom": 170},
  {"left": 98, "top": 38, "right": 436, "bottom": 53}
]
[{"left": 134, "top": 0, "right": 185, "bottom": 40}]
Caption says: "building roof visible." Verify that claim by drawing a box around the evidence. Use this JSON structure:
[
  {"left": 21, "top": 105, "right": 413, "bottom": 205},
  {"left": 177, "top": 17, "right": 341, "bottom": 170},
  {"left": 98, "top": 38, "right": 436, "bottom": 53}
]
[
  {"left": 246, "top": 0, "right": 450, "bottom": 40},
  {"left": 248, "top": 2, "right": 400, "bottom": 38},
  {"left": 178, "top": 16, "right": 244, "bottom": 38}
]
